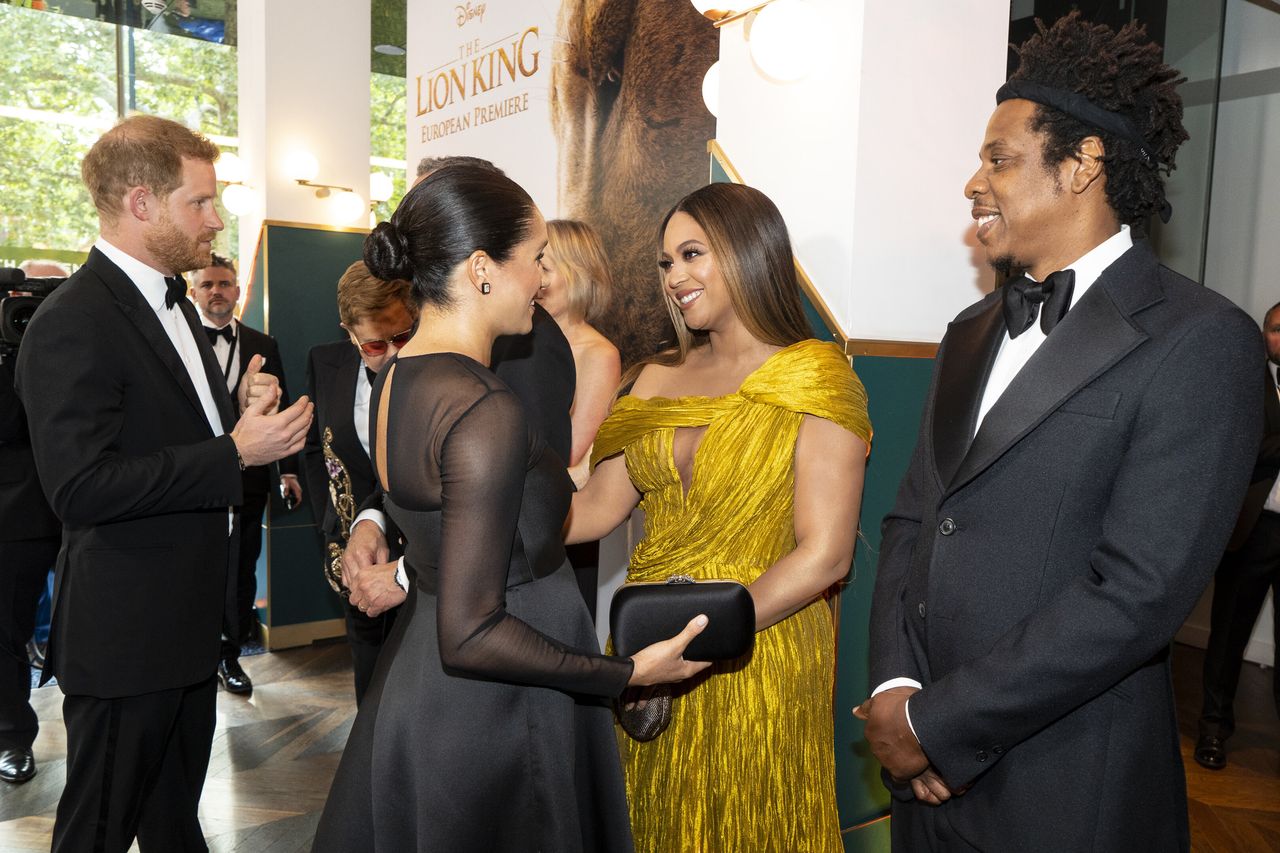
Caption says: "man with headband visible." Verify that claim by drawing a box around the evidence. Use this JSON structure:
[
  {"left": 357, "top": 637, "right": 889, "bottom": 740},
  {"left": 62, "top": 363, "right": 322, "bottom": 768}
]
[{"left": 857, "top": 13, "right": 1260, "bottom": 851}]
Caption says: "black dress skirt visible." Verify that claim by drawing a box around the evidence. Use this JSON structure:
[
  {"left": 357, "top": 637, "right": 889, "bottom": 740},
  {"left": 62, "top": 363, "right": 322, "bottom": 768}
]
[{"left": 313, "top": 354, "right": 634, "bottom": 853}]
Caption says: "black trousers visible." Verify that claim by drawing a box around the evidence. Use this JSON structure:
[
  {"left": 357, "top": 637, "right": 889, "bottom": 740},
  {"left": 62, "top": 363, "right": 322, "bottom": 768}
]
[
  {"left": 345, "top": 601, "right": 396, "bottom": 705},
  {"left": 53, "top": 676, "right": 217, "bottom": 853},
  {"left": 1200, "top": 509, "right": 1280, "bottom": 739},
  {"left": 222, "top": 489, "right": 267, "bottom": 661},
  {"left": 0, "top": 537, "right": 59, "bottom": 751}
]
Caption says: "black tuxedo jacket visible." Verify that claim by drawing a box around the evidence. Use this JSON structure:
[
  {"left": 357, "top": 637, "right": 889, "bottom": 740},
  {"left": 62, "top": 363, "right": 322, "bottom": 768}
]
[
  {"left": 1226, "top": 364, "right": 1280, "bottom": 550},
  {"left": 230, "top": 322, "right": 298, "bottom": 496},
  {"left": 869, "top": 242, "right": 1261, "bottom": 852},
  {"left": 302, "top": 340, "right": 380, "bottom": 546},
  {"left": 492, "top": 303, "right": 575, "bottom": 464},
  {"left": 0, "top": 359, "right": 60, "bottom": 542},
  {"left": 15, "top": 248, "right": 244, "bottom": 698}
]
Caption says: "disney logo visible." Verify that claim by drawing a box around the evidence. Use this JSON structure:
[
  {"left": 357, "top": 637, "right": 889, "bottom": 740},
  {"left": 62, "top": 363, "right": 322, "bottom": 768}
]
[{"left": 455, "top": 2, "right": 485, "bottom": 27}]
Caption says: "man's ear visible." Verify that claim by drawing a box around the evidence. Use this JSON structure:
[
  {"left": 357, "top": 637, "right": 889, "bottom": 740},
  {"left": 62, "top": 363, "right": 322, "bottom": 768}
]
[
  {"left": 1069, "top": 136, "right": 1106, "bottom": 195},
  {"left": 125, "top": 186, "right": 155, "bottom": 222}
]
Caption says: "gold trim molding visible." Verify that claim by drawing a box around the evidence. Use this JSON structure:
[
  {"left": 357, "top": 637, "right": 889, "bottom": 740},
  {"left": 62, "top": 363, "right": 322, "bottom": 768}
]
[
  {"left": 262, "top": 617, "right": 346, "bottom": 651},
  {"left": 262, "top": 219, "right": 373, "bottom": 235},
  {"left": 846, "top": 339, "right": 939, "bottom": 359}
]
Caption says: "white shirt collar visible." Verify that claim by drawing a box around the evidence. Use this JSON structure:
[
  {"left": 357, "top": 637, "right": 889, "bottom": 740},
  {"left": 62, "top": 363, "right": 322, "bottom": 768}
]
[
  {"left": 94, "top": 238, "right": 176, "bottom": 312},
  {"left": 201, "top": 316, "right": 238, "bottom": 332},
  {"left": 1029, "top": 224, "right": 1133, "bottom": 308}
]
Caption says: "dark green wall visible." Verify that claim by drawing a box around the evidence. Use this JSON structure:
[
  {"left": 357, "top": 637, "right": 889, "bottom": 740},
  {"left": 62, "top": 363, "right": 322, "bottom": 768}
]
[{"left": 244, "top": 223, "right": 368, "bottom": 629}]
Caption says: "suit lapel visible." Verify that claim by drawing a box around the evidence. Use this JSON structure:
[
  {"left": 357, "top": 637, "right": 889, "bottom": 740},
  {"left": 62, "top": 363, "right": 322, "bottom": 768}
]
[
  {"left": 946, "top": 243, "right": 1160, "bottom": 496},
  {"left": 178, "top": 300, "right": 237, "bottom": 431},
  {"left": 93, "top": 251, "right": 214, "bottom": 432},
  {"left": 932, "top": 297, "right": 1005, "bottom": 488},
  {"left": 1264, "top": 364, "right": 1280, "bottom": 433},
  {"left": 330, "top": 349, "right": 372, "bottom": 472},
  {"left": 235, "top": 326, "right": 264, "bottom": 389}
]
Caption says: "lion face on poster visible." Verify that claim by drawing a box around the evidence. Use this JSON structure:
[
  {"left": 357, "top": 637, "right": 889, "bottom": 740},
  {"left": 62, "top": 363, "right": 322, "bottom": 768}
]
[{"left": 551, "top": 0, "right": 718, "bottom": 368}]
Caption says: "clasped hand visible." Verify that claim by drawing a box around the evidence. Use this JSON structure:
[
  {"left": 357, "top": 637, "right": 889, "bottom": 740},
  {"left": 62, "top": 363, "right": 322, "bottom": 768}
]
[
  {"left": 343, "top": 519, "right": 406, "bottom": 618},
  {"left": 854, "top": 687, "right": 965, "bottom": 806},
  {"left": 230, "top": 355, "right": 314, "bottom": 468}
]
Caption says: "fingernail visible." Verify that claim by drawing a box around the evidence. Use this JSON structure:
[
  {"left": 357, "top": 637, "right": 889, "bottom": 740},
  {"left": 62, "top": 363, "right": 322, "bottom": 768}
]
[{"left": 695, "top": 614, "right": 708, "bottom": 627}]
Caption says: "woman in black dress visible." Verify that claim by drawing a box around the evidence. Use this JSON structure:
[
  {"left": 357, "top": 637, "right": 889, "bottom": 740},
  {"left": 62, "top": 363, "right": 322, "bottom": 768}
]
[{"left": 312, "top": 166, "right": 709, "bottom": 853}]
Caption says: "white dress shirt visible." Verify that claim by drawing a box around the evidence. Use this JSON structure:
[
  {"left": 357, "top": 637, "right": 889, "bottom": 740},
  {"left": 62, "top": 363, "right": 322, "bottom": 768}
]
[
  {"left": 873, "top": 225, "right": 1136, "bottom": 739},
  {"left": 1263, "top": 363, "right": 1280, "bottom": 514},
  {"left": 95, "top": 238, "right": 233, "bottom": 532},
  {"left": 202, "top": 316, "right": 240, "bottom": 394},
  {"left": 354, "top": 363, "right": 373, "bottom": 460}
]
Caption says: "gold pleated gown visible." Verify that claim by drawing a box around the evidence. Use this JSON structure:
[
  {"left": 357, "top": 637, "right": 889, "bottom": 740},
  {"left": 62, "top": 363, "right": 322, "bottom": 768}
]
[{"left": 592, "top": 339, "right": 872, "bottom": 853}]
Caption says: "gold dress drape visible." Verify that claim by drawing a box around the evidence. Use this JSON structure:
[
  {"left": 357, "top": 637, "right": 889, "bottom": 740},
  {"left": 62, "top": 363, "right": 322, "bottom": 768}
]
[{"left": 592, "top": 339, "right": 872, "bottom": 853}]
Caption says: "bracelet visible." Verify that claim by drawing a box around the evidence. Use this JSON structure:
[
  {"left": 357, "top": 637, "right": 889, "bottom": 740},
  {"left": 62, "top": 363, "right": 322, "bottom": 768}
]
[{"left": 234, "top": 444, "right": 246, "bottom": 471}]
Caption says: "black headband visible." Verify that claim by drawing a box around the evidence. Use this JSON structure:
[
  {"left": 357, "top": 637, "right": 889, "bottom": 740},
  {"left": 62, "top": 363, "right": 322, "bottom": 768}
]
[{"left": 997, "top": 79, "right": 1172, "bottom": 223}]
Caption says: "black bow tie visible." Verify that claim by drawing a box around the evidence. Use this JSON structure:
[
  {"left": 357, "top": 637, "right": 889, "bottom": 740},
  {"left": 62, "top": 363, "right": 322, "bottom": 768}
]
[
  {"left": 1001, "top": 270, "right": 1076, "bottom": 339},
  {"left": 163, "top": 275, "right": 186, "bottom": 310},
  {"left": 365, "top": 367, "right": 378, "bottom": 386},
  {"left": 205, "top": 325, "right": 235, "bottom": 346}
]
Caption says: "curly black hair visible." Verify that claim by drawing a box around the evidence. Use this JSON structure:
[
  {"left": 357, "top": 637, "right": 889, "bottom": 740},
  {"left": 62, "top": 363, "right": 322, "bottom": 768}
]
[{"left": 1010, "top": 11, "right": 1188, "bottom": 225}]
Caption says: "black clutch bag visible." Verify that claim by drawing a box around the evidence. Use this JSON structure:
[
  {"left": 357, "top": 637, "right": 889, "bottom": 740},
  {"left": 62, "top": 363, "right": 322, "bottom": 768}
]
[{"left": 610, "top": 575, "right": 755, "bottom": 662}]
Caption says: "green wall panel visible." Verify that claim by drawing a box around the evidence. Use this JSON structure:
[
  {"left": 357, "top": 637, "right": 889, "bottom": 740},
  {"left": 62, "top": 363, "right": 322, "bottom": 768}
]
[
  {"left": 834, "top": 355, "right": 934, "bottom": 829},
  {"left": 244, "top": 223, "right": 369, "bottom": 628},
  {"left": 843, "top": 817, "right": 893, "bottom": 852}
]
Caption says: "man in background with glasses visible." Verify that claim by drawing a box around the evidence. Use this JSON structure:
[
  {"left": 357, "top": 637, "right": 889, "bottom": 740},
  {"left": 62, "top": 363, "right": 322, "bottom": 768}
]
[
  {"left": 189, "top": 254, "right": 302, "bottom": 696},
  {"left": 301, "top": 260, "right": 416, "bottom": 704}
]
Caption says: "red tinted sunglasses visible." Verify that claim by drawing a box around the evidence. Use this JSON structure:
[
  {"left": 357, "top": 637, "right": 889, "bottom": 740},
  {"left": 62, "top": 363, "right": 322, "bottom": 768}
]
[{"left": 349, "top": 327, "right": 413, "bottom": 357}]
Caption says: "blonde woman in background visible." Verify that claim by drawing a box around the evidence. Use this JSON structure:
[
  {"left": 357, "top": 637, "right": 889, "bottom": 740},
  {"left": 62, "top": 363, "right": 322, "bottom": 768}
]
[{"left": 537, "top": 220, "right": 622, "bottom": 487}]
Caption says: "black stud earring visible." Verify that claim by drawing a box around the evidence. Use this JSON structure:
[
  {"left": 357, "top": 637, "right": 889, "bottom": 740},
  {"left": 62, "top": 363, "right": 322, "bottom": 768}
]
[{"left": 481, "top": 282, "right": 491, "bottom": 294}]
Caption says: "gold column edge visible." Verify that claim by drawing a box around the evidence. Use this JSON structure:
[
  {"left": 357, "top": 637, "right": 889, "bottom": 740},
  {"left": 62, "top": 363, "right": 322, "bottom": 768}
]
[{"left": 262, "top": 617, "right": 346, "bottom": 651}]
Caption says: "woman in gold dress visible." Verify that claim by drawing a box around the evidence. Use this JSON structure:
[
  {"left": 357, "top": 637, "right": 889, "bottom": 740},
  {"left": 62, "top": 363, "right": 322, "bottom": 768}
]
[{"left": 568, "top": 183, "right": 871, "bottom": 852}]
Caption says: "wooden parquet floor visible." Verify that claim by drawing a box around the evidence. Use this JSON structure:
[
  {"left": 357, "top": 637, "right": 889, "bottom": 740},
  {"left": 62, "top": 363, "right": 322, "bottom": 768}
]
[
  {"left": 0, "top": 641, "right": 1275, "bottom": 852},
  {"left": 0, "top": 642, "right": 356, "bottom": 853},
  {"left": 1173, "top": 643, "right": 1280, "bottom": 853}
]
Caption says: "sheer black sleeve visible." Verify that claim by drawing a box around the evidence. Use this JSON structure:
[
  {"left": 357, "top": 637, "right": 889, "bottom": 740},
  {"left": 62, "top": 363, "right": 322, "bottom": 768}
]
[{"left": 430, "top": 385, "right": 633, "bottom": 697}]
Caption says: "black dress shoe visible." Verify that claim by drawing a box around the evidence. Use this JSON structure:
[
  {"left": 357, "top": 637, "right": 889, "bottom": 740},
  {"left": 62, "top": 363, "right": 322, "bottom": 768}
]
[
  {"left": 0, "top": 747, "right": 36, "bottom": 784},
  {"left": 1194, "top": 734, "right": 1227, "bottom": 770},
  {"left": 217, "top": 658, "right": 253, "bottom": 695}
]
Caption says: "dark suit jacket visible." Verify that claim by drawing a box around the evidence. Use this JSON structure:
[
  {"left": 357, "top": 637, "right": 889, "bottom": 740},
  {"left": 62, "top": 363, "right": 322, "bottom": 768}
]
[
  {"left": 0, "top": 359, "right": 60, "bottom": 542},
  {"left": 302, "top": 340, "right": 379, "bottom": 546},
  {"left": 231, "top": 322, "right": 298, "bottom": 496},
  {"left": 492, "top": 303, "right": 575, "bottom": 464},
  {"left": 15, "top": 248, "right": 244, "bottom": 698},
  {"left": 1226, "top": 364, "right": 1280, "bottom": 550},
  {"left": 869, "top": 242, "right": 1262, "bottom": 852}
]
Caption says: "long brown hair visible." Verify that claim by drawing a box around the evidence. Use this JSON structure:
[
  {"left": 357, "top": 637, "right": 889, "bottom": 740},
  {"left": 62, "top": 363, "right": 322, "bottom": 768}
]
[{"left": 622, "top": 182, "right": 811, "bottom": 389}]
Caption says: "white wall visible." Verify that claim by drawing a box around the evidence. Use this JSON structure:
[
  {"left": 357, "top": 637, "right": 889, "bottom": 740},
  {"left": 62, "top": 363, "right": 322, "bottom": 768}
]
[
  {"left": 1176, "top": 0, "right": 1280, "bottom": 668},
  {"left": 713, "top": 0, "right": 1009, "bottom": 342},
  {"left": 237, "top": 0, "right": 372, "bottom": 280}
]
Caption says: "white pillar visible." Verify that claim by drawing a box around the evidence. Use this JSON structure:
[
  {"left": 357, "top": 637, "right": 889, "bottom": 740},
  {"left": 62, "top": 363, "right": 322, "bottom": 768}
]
[
  {"left": 714, "top": 0, "right": 1010, "bottom": 343},
  {"left": 237, "top": 0, "right": 373, "bottom": 271}
]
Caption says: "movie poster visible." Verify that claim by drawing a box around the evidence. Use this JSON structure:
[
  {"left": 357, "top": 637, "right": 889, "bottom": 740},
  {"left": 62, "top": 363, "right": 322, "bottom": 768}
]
[{"left": 406, "top": 0, "right": 718, "bottom": 366}]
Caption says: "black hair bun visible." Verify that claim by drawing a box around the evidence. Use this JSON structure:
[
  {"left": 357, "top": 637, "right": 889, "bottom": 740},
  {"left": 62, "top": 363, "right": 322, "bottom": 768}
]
[{"left": 364, "top": 220, "right": 413, "bottom": 282}]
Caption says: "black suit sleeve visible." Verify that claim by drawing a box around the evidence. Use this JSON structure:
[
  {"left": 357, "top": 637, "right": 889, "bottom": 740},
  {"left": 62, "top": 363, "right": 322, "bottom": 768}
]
[
  {"left": 263, "top": 336, "right": 299, "bottom": 477},
  {"left": 15, "top": 303, "right": 242, "bottom": 526},
  {"left": 868, "top": 338, "right": 947, "bottom": 690},
  {"left": 0, "top": 360, "right": 25, "bottom": 446},
  {"left": 301, "top": 347, "right": 330, "bottom": 527},
  {"left": 908, "top": 309, "right": 1263, "bottom": 787}
]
